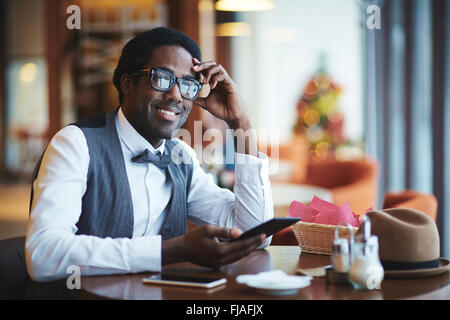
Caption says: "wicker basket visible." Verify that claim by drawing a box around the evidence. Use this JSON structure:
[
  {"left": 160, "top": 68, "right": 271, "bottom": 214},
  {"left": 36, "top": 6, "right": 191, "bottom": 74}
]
[{"left": 290, "top": 221, "right": 358, "bottom": 255}]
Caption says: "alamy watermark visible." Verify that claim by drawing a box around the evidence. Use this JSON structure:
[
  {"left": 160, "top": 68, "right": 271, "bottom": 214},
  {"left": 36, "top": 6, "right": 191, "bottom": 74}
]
[
  {"left": 171, "top": 121, "right": 281, "bottom": 172},
  {"left": 66, "top": 265, "right": 81, "bottom": 290},
  {"left": 65, "top": 4, "right": 381, "bottom": 31},
  {"left": 66, "top": 5, "right": 81, "bottom": 30},
  {"left": 366, "top": 264, "right": 383, "bottom": 290},
  {"left": 366, "top": 4, "right": 381, "bottom": 30}
]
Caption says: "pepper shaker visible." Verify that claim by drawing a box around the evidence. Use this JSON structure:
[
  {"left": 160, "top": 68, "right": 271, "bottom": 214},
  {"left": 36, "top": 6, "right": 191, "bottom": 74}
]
[
  {"left": 331, "top": 227, "right": 350, "bottom": 273},
  {"left": 332, "top": 239, "right": 350, "bottom": 273}
]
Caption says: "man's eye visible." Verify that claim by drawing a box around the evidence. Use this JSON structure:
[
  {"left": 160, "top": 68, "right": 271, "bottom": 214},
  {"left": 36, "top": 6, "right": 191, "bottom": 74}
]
[{"left": 156, "top": 77, "right": 171, "bottom": 88}]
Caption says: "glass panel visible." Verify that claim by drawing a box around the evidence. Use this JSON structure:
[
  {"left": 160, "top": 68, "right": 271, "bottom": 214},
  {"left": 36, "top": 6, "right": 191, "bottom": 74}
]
[
  {"left": 387, "top": 0, "right": 406, "bottom": 191},
  {"left": 443, "top": 0, "right": 450, "bottom": 259},
  {"left": 231, "top": 0, "right": 364, "bottom": 149},
  {"left": 5, "top": 57, "right": 48, "bottom": 175},
  {"left": 410, "top": 0, "right": 432, "bottom": 193}
]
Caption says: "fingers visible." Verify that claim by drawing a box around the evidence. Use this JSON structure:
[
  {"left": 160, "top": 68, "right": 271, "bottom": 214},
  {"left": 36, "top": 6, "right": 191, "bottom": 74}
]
[
  {"left": 192, "top": 57, "right": 216, "bottom": 70},
  {"left": 192, "top": 58, "right": 229, "bottom": 89},
  {"left": 210, "top": 71, "right": 226, "bottom": 90},
  {"left": 203, "top": 225, "right": 265, "bottom": 258},
  {"left": 218, "top": 234, "right": 266, "bottom": 265},
  {"left": 201, "top": 64, "right": 222, "bottom": 84},
  {"left": 185, "top": 225, "right": 265, "bottom": 269},
  {"left": 203, "top": 225, "right": 264, "bottom": 250},
  {"left": 202, "top": 225, "right": 234, "bottom": 239},
  {"left": 192, "top": 59, "right": 218, "bottom": 73},
  {"left": 229, "top": 228, "right": 243, "bottom": 239}
]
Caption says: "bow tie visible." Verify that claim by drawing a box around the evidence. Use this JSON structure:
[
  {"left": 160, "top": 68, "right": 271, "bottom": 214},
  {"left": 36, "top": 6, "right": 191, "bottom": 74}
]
[{"left": 131, "top": 149, "right": 171, "bottom": 168}]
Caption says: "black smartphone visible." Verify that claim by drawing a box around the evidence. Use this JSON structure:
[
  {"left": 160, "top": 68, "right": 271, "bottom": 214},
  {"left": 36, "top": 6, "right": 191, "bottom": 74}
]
[
  {"left": 143, "top": 274, "right": 227, "bottom": 288},
  {"left": 231, "top": 217, "right": 301, "bottom": 242}
]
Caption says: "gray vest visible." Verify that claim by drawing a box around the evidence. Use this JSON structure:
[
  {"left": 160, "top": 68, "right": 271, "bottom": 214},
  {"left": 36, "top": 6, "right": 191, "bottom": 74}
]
[{"left": 30, "top": 109, "right": 193, "bottom": 240}]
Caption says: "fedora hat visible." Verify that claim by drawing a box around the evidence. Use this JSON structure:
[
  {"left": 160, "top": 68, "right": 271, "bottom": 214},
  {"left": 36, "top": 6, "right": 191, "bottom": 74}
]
[{"left": 359, "top": 208, "right": 449, "bottom": 278}]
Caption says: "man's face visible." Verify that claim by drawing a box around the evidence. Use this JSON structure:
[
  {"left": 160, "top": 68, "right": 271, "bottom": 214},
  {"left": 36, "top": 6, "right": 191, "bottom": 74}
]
[{"left": 122, "top": 45, "right": 196, "bottom": 146}]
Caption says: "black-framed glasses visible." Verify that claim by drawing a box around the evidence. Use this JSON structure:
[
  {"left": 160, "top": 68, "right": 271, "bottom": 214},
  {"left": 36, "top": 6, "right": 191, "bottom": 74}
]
[{"left": 132, "top": 67, "right": 202, "bottom": 100}]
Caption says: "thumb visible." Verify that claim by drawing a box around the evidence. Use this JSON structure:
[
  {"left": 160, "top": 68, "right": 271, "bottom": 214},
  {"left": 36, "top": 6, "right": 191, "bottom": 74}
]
[
  {"left": 205, "top": 226, "right": 242, "bottom": 240},
  {"left": 229, "top": 228, "right": 243, "bottom": 239}
]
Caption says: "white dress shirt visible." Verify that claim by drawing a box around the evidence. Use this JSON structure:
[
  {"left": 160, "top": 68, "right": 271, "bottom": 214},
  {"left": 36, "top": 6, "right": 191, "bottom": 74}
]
[{"left": 26, "top": 108, "right": 273, "bottom": 282}]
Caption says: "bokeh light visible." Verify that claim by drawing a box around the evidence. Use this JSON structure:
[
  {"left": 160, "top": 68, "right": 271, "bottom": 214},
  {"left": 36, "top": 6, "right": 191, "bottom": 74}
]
[{"left": 19, "top": 62, "right": 38, "bottom": 84}]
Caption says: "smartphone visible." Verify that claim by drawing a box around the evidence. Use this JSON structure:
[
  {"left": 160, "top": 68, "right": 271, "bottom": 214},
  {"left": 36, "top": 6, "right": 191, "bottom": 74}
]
[
  {"left": 231, "top": 217, "right": 301, "bottom": 242},
  {"left": 142, "top": 274, "right": 227, "bottom": 289}
]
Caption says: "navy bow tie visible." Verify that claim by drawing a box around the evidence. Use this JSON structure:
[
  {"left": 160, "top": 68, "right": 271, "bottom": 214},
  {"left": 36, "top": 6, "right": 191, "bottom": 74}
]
[{"left": 131, "top": 149, "right": 171, "bottom": 168}]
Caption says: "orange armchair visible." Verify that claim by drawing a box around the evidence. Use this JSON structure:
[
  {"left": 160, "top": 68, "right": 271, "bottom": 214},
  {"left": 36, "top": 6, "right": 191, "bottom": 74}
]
[
  {"left": 303, "top": 156, "right": 379, "bottom": 215},
  {"left": 261, "top": 135, "right": 310, "bottom": 183},
  {"left": 382, "top": 190, "right": 438, "bottom": 221}
]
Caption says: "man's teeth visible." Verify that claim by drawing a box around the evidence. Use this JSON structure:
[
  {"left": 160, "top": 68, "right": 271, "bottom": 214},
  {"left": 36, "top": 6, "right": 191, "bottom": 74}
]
[{"left": 158, "top": 108, "right": 176, "bottom": 115}]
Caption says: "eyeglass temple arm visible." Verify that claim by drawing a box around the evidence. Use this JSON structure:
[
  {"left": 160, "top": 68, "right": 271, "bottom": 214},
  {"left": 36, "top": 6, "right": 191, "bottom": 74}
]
[{"left": 130, "top": 68, "right": 152, "bottom": 76}]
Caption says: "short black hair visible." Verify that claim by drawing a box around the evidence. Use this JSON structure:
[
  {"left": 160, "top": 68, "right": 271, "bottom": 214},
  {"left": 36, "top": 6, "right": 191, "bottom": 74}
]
[{"left": 113, "top": 27, "right": 202, "bottom": 103}]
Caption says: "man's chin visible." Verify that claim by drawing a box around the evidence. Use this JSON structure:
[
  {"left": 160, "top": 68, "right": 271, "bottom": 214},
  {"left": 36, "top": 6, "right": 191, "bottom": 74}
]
[
  {"left": 146, "top": 113, "right": 189, "bottom": 141},
  {"left": 155, "top": 125, "right": 183, "bottom": 140}
]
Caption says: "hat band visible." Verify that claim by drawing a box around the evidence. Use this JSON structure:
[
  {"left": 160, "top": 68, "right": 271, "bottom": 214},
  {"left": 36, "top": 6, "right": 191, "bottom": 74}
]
[{"left": 381, "top": 258, "right": 440, "bottom": 271}]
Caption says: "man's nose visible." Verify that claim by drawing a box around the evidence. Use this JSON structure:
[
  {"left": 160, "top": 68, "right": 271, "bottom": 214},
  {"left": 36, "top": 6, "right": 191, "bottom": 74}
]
[{"left": 164, "top": 82, "right": 183, "bottom": 102}]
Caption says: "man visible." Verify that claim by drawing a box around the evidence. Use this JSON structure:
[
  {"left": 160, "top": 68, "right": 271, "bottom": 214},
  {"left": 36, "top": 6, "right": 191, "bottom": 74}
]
[{"left": 26, "top": 27, "right": 273, "bottom": 282}]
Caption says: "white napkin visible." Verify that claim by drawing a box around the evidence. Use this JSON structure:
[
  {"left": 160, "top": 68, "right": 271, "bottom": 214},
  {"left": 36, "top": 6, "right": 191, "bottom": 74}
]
[{"left": 236, "top": 270, "right": 312, "bottom": 288}]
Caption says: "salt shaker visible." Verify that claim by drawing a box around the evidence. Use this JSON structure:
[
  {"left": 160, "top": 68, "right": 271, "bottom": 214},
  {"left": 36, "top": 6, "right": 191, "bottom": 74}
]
[
  {"left": 331, "top": 227, "right": 350, "bottom": 273},
  {"left": 332, "top": 239, "right": 350, "bottom": 273},
  {"left": 348, "top": 216, "right": 384, "bottom": 290}
]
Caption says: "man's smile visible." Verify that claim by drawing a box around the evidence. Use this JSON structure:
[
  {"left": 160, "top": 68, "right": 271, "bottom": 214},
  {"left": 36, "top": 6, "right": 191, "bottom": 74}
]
[{"left": 152, "top": 104, "right": 183, "bottom": 121}]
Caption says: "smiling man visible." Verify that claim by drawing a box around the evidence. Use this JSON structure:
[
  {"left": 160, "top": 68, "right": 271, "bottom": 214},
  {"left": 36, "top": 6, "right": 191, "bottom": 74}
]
[{"left": 25, "top": 27, "right": 273, "bottom": 282}]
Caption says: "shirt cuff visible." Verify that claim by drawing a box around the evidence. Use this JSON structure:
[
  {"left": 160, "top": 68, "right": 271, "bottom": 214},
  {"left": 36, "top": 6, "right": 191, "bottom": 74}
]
[
  {"left": 130, "top": 235, "right": 161, "bottom": 273},
  {"left": 234, "top": 152, "right": 270, "bottom": 183}
]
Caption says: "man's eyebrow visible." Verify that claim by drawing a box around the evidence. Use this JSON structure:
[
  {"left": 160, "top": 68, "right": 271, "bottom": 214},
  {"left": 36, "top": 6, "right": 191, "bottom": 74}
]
[{"left": 157, "top": 66, "right": 195, "bottom": 79}]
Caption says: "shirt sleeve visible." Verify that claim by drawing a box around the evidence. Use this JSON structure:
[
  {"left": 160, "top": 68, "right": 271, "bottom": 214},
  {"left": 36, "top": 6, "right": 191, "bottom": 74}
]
[
  {"left": 26, "top": 125, "right": 161, "bottom": 282},
  {"left": 182, "top": 140, "right": 274, "bottom": 246}
]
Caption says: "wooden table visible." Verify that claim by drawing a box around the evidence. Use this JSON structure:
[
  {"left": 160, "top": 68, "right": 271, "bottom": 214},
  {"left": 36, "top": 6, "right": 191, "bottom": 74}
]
[{"left": 80, "top": 246, "right": 450, "bottom": 300}]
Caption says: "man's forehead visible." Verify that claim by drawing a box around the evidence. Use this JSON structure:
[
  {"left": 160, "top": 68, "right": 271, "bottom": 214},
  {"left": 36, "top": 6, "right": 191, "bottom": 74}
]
[{"left": 145, "top": 45, "right": 195, "bottom": 77}]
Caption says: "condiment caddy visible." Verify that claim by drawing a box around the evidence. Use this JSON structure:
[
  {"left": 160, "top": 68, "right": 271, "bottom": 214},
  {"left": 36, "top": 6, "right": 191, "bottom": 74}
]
[{"left": 326, "top": 215, "right": 384, "bottom": 290}]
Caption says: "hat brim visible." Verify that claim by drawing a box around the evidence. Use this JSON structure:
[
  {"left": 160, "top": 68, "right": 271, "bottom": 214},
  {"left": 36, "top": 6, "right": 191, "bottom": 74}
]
[{"left": 384, "top": 258, "right": 450, "bottom": 278}]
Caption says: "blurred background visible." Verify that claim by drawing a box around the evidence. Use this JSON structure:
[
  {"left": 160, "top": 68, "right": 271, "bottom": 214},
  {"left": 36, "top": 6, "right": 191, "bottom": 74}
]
[{"left": 0, "top": 0, "right": 448, "bottom": 257}]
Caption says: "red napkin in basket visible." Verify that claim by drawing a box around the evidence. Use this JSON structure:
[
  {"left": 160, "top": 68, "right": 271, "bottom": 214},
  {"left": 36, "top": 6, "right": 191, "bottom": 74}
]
[{"left": 288, "top": 196, "right": 365, "bottom": 227}]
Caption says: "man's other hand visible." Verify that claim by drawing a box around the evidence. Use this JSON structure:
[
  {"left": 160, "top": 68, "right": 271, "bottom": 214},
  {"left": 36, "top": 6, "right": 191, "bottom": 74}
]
[{"left": 162, "top": 225, "right": 266, "bottom": 269}]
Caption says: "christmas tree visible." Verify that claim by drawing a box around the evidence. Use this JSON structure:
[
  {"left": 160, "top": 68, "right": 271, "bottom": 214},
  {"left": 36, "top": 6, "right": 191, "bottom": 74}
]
[{"left": 293, "top": 55, "right": 348, "bottom": 161}]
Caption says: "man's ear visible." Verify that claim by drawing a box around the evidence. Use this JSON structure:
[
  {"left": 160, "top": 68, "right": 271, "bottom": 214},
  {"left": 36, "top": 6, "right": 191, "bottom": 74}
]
[{"left": 120, "top": 74, "right": 135, "bottom": 96}]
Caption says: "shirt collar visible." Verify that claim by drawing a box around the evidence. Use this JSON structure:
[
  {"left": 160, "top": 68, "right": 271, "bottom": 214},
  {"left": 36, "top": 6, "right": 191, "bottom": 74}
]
[{"left": 115, "top": 107, "right": 165, "bottom": 156}]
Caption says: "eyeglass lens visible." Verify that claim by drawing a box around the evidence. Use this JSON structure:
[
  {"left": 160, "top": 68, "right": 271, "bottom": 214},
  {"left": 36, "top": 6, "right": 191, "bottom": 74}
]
[{"left": 151, "top": 69, "right": 200, "bottom": 100}]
